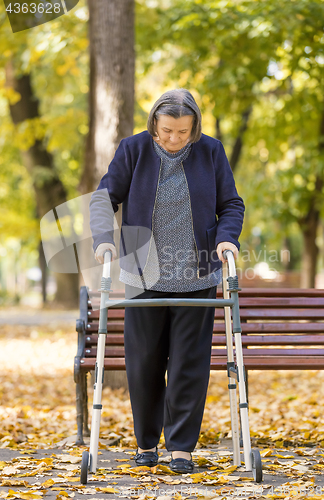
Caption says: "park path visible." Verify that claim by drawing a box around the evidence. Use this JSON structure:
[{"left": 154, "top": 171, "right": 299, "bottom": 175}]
[{"left": 0, "top": 307, "right": 78, "bottom": 325}]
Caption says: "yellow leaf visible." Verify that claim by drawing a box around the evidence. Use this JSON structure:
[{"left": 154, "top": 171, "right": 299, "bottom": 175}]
[
  {"left": 294, "top": 449, "right": 306, "bottom": 456},
  {"left": 260, "top": 449, "right": 273, "bottom": 457},
  {"left": 41, "top": 479, "right": 55, "bottom": 487},
  {"left": 150, "top": 464, "right": 179, "bottom": 475},
  {"left": 0, "top": 480, "right": 28, "bottom": 487},
  {"left": 95, "top": 488, "right": 119, "bottom": 494},
  {"left": 223, "top": 465, "right": 237, "bottom": 473},
  {"left": 7, "top": 491, "right": 43, "bottom": 500},
  {"left": 56, "top": 455, "right": 81, "bottom": 464},
  {"left": 129, "top": 465, "right": 151, "bottom": 472},
  {"left": 195, "top": 457, "right": 213, "bottom": 467}
]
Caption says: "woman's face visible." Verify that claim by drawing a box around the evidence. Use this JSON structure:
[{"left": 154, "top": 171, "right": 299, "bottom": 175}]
[{"left": 154, "top": 114, "right": 194, "bottom": 153}]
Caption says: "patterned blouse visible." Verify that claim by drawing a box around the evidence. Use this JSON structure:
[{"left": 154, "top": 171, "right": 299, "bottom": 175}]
[{"left": 119, "top": 137, "right": 222, "bottom": 292}]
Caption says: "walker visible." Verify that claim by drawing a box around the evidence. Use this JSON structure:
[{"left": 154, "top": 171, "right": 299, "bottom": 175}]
[{"left": 80, "top": 249, "right": 263, "bottom": 484}]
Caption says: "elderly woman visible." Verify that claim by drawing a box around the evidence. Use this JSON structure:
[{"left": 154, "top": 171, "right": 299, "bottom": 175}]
[{"left": 90, "top": 88, "right": 245, "bottom": 473}]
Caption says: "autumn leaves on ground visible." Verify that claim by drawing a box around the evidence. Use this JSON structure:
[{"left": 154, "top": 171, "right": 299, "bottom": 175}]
[{"left": 1, "top": 323, "right": 324, "bottom": 498}]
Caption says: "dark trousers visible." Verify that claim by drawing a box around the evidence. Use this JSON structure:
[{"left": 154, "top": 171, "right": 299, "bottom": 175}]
[{"left": 124, "top": 284, "right": 217, "bottom": 452}]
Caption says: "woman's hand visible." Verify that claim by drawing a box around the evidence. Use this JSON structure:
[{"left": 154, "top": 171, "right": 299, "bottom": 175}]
[
  {"left": 95, "top": 243, "right": 117, "bottom": 264},
  {"left": 216, "top": 241, "right": 239, "bottom": 263}
]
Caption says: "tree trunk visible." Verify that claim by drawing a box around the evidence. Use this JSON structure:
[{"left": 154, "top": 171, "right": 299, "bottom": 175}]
[
  {"left": 215, "top": 106, "right": 252, "bottom": 172},
  {"left": 5, "top": 60, "right": 79, "bottom": 307},
  {"left": 38, "top": 239, "right": 47, "bottom": 304},
  {"left": 80, "top": 0, "right": 135, "bottom": 192},
  {"left": 229, "top": 106, "right": 252, "bottom": 173},
  {"left": 215, "top": 117, "right": 222, "bottom": 142},
  {"left": 299, "top": 206, "right": 319, "bottom": 288},
  {"left": 80, "top": 0, "right": 135, "bottom": 389},
  {"left": 299, "top": 110, "right": 324, "bottom": 288}
]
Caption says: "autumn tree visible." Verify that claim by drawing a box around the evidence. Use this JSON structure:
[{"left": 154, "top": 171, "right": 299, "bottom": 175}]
[
  {"left": 135, "top": 0, "right": 324, "bottom": 287},
  {"left": 78, "top": 0, "right": 135, "bottom": 292},
  {"left": 0, "top": 0, "right": 92, "bottom": 305},
  {"left": 76, "top": 0, "right": 135, "bottom": 391}
]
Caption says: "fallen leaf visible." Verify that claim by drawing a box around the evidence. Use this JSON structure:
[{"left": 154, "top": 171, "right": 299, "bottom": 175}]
[
  {"left": 7, "top": 491, "right": 43, "bottom": 500},
  {"left": 95, "top": 487, "right": 119, "bottom": 493}
]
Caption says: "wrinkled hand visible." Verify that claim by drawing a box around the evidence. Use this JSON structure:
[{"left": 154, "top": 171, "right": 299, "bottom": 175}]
[
  {"left": 216, "top": 241, "right": 239, "bottom": 263},
  {"left": 94, "top": 243, "right": 117, "bottom": 264}
]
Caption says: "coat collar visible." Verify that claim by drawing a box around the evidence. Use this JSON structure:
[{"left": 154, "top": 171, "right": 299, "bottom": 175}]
[{"left": 143, "top": 130, "right": 195, "bottom": 162}]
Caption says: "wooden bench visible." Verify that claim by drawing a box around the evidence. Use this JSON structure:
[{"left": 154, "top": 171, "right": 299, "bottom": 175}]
[{"left": 74, "top": 285, "right": 324, "bottom": 445}]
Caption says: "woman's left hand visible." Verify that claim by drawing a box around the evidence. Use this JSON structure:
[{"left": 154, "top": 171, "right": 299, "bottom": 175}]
[{"left": 216, "top": 241, "right": 239, "bottom": 263}]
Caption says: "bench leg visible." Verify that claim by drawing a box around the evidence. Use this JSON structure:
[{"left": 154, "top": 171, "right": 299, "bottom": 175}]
[{"left": 76, "top": 374, "right": 85, "bottom": 446}]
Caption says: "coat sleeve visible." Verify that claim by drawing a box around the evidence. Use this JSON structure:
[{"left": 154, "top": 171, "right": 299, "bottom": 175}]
[
  {"left": 214, "top": 142, "right": 245, "bottom": 251},
  {"left": 89, "top": 138, "right": 133, "bottom": 252}
]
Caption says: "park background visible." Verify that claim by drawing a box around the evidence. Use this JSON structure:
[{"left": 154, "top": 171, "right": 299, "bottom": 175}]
[
  {"left": 0, "top": 0, "right": 324, "bottom": 308},
  {"left": 0, "top": 1, "right": 324, "bottom": 497}
]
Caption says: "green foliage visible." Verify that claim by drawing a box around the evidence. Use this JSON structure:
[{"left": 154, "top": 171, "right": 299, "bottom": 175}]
[
  {"left": 0, "top": 0, "right": 89, "bottom": 244},
  {"left": 0, "top": 149, "right": 38, "bottom": 245},
  {"left": 135, "top": 0, "right": 324, "bottom": 270},
  {"left": 1, "top": 0, "right": 324, "bottom": 276}
]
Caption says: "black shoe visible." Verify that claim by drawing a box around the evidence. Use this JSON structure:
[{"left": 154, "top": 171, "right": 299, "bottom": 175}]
[
  {"left": 134, "top": 447, "right": 158, "bottom": 467},
  {"left": 170, "top": 453, "right": 194, "bottom": 473}
]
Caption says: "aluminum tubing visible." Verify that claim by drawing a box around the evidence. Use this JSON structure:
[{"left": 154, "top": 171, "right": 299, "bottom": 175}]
[
  {"left": 234, "top": 331, "right": 252, "bottom": 471},
  {"left": 223, "top": 250, "right": 236, "bottom": 278},
  {"left": 104, "top": 298, "right": 234, "bottom": 308},
  {"left": 222, "top": 261, "right": 240, "bottom": 466},
  {"left": 89, "top": 332, "right": 106, "bottom": 473}
]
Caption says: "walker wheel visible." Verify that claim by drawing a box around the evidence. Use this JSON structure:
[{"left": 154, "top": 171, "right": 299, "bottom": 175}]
[
  {"left": 251, "top": 449, "right": 262, "bottom": 483},
  {"left": 80, "top": 451, "right": 89, "bottom": 484}
]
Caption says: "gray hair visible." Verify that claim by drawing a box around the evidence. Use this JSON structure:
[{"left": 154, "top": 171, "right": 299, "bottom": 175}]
[{"left": 147, "top": 88, "right": 202, "bottom": 143}]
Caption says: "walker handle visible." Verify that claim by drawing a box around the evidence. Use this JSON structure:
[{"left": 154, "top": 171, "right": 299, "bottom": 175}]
[
  {"left": 222, "top": 249, "right": 236, "bottom": 278},
  {"left": 103, "top": 250, "right": 112, "bottom": 263},
  {"left": 103, "top": 250, "right": 112, "bottom": 279}
]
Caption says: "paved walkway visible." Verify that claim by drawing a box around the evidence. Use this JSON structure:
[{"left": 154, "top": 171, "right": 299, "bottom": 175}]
[
  {"left": 0, "top": 307, "right": 78, "bottom": 325},
  {"left": 0, "top": 438, "right": 323, "bottom": 499}
]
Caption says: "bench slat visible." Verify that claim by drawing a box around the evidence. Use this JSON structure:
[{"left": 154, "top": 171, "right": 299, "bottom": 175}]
[
  {"left": 83, "top": 347, "right": 324, "bottom": 358},
  {"left": 234, "top": 323, "right": 324, "bottom": 333},
  {"left": 79, "top": 356, "right": 324, "bottom": 371},
  {"left": 84, "top": 333, "right": 324, "bottom": 347},
  {"left": 85, "top": 334, "right": 125, "bottom": 345},
  {"left": 211, "top": 356, "right": 324, "bottom": 369},
  {"left": 239, "top": 335, "right": 324, "bottom": 345},
  {"left": 89, "top": 288, "right": 324, "bottom": 298},
  {"left": 84, "top": 348, "right": 125, "bottom": 357},
  {"left": 230, "top": 289, "right": 324, "bottom": 297},
  {"left": 85, "top": 322, "right": 324, "bottom": 335},
  {"left": 234, "top": 309, "right": 324, "bottom": 320},
  {"left": 87, "top": 308, "right": 324, "bottom": 321},
  {"left": 238, "top": 298, "right": 324, "bottom": 307}
]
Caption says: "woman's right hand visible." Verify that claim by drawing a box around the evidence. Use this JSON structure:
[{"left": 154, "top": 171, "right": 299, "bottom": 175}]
[{"left": 94, "top": 243, "right": 117, "bottom": 264}]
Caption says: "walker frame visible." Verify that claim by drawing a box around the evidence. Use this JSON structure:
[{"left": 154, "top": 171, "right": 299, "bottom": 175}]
[{"left": 80, "top": 249, "right": 263, "bottom": 484}]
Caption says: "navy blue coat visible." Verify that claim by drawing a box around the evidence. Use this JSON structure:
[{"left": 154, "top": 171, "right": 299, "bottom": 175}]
[{"left": 90, "top": 130, "right": 245, "bottom": 278}]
